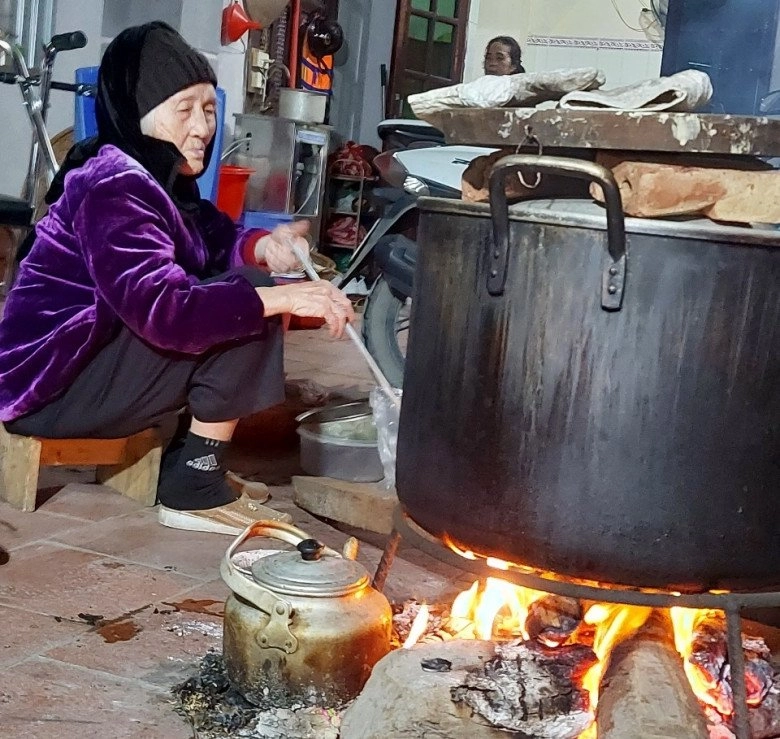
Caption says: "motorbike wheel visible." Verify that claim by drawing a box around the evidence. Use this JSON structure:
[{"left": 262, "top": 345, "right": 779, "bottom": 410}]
[{"left": 362, "top": 276, "right": 410, "bottom": 389}]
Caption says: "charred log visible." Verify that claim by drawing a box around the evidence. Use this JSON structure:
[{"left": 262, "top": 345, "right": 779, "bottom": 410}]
[
  {"left": 685, "top": 612, "right": 775, "bottom": 715},
  {"left": 526, "top": 596, "right": 583, "bottom": 647},
  {"left": 749, "top": 666, "right": 780, "bottom": 739},
  {"left": 451, "top": 640, "right": 597, "bottom": 739}
]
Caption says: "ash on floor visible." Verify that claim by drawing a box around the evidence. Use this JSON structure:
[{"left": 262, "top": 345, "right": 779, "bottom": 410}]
[{"left": 172, "top": 653, "right": 345, "bottom": 739}]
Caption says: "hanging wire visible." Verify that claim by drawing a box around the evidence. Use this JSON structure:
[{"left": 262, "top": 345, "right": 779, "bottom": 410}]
[{"left": 610, "top": 0, "right": 644, "bottom": 32}]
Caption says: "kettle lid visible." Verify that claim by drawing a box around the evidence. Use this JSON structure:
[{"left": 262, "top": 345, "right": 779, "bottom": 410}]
[{"left": 250, "top": 538, "right": 370, "bottom": 597}]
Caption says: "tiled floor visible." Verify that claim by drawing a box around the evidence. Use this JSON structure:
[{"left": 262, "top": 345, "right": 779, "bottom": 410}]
[{"left": 0, "top": 324, "right": 468, "bottom": 738}]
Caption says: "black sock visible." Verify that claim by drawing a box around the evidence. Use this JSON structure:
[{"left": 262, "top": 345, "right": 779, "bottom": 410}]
[{"left": 157, "top": 432, "right": 239, "bottom": 510}]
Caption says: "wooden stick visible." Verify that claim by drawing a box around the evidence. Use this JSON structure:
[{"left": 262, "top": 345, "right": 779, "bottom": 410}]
[{"left": 292, "top": 243, "right": 402, "bottom": 410}]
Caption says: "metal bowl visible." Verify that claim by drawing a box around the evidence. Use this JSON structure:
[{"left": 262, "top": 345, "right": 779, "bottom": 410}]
[{"left": 295, "top": 402, "right": 384, "bottom": 483}]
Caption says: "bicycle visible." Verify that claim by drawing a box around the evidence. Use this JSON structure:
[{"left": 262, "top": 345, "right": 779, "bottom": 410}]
[{"left": 0, "top": 29, "right": 93, "bottom": 288}]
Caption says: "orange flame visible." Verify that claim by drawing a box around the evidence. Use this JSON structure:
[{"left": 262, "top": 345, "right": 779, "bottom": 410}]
[
  {"left": 670, "top": 607, "right": 733, "bottom": 713},
  {"left": 574, "top": 604, "right": 652, "bottom": 738},
  {"left": 438, "top": 536, "right": 734, "bottom": 736},
  {"left": 450, "top": 577, "right": 547, "bottom": 641},
  {"left": 580, "top": 604, "right": 652, "bottom": 706}
]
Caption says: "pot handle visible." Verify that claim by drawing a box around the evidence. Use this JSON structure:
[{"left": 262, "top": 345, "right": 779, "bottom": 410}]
[{"left": 488, "top": 154, "right": 627, "bottom": 311}]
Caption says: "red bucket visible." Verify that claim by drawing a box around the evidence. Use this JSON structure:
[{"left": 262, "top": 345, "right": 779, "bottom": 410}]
[{"left": 217, "top": 165, "right": 254, "bottom": 220}]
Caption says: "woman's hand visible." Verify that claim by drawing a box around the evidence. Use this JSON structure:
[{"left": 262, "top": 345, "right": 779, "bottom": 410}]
[
  {"left": 253, "top": 221, "right": 310, "bottom": 274},
  {"left": 256, "top": 281, "right": 356, "bottom": 339}
]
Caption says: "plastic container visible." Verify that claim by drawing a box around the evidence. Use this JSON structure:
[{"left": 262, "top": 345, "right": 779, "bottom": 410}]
[{"left": 217, "top": 165, "right": 255, "bottom": 220}]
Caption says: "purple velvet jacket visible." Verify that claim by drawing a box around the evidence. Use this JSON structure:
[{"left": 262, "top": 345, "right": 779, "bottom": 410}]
[{"left": 0, "top": 145, "right": 268, "bottom": 421}]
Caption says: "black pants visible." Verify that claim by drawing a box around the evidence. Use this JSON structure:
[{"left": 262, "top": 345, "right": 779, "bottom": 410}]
[{"left": 7, "top": 267, "right": 285, "bottom": 439}]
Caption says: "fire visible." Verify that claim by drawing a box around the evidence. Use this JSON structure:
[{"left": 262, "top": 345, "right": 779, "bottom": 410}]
[
  {"left": 580, "top": 604, "right": 652, "bottom": 705},
  {"left": 401, "top": 576, "right": 654, "bottom": 738},
  {"left": 452, "top": 577, "right": 546, "bottom": 640},
  {"left": 409, "top": 537, "right": 769, "bottom": 735},
  {"left": 670, "top": 607, "right": 731, "bottom": 713}
]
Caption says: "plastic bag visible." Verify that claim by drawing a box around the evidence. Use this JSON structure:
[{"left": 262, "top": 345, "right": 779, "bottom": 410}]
[{"left": 370, "top": 386, "right": 402, "bottom": 490}]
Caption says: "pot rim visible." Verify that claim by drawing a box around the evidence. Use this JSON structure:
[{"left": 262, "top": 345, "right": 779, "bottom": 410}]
[
  {"left": 418, "top": 195, "right": 780, "bottom": 246},
  {"left": 295, "top": 400, "right": 372, "bottom": 426}
]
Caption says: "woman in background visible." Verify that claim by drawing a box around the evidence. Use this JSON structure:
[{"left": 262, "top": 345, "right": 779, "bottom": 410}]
[{"left": 483, "top": 36, "right": 525, "bottom": 76}]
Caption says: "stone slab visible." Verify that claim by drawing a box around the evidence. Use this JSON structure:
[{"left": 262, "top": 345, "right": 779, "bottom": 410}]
[
  {"left": 292, "top": 476, "right": 397, "bottom": 535},
  {"left": 340, "top": 640, "right": 508, "bottom": 739},
  {"left": 425, "top": 108, "right": 780, "bottom": 156}
]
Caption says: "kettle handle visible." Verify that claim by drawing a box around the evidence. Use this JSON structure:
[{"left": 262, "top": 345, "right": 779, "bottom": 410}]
[
  {"left": 224, "top": 519, "right": 342, "bottom": 564},
  {"left": 488, "top": 154, "right": 627, "bottom": 311},
  {"left": 221, "top": 520, "right": 340, "bottom": 654}
]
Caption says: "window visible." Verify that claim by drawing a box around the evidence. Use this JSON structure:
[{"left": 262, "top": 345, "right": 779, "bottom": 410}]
[
  {"left": 388, "top": 0, "right": 470, "bottom": 118},
  {"left": 1, "top": 0, "right": 57, "bottom": 67}
]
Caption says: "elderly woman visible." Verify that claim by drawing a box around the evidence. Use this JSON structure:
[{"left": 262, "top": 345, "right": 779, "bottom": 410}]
[
  {"left": 483, "top": 36, "right": 526, "bottom": 76},
  {"left": 0, "top": 22, "right": 354, "bottom": 535}
]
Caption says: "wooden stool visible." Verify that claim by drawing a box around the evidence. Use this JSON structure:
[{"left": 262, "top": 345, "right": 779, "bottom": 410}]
[{"left": 0, "top": 425, "right": 162, "bottom": 511}]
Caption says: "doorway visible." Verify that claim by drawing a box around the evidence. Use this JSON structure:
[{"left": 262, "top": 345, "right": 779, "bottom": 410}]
[{"left": 388, "top": 0, "right": 470, "bottom": 118}]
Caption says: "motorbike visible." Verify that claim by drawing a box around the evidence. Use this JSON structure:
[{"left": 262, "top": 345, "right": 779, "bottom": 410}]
[{"left": 337, "top": 120, "right": 495, "bottom": 387}]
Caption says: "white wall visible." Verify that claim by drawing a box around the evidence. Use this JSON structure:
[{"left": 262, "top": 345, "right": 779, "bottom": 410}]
[
  {"left": 331, "top": 0, "right": 397, "bottom": 148},
  {"left": 464, "top": 0, "right": 530, "bottom": 81},
  {"left": 464, "top": 0, "right": 662, "bottom": 88},
  {"left": 0, "top": 0, "right": 248, "bottom": 197}
]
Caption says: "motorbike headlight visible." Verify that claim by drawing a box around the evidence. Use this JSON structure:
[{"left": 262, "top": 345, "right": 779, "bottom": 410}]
[{"left": 403, "top": 176, "right": 430, "bottom": 196}]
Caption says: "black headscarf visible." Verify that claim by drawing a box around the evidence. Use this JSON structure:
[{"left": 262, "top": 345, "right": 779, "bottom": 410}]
[{"left": 46, "top": 21, "right": 218, "bottom": 212}]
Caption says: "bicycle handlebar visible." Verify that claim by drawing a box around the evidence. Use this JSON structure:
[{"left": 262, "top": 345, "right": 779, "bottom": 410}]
[
  {"left": 49, "top": 31, "right": 87, "bottom": 52},
  {"left": 0, "top": 71, "right": 17, "bottom": 84},
  {"left": 50, "top": 80, "right": 96, "bottom": 96}
]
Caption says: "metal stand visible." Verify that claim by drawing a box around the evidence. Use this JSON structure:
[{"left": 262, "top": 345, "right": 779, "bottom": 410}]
[
  {"left": 371, "top": 529, "right": 401, "bottom": 592},
  {"left": 373, "top": 505, "right": 780, "bottom": 739}
]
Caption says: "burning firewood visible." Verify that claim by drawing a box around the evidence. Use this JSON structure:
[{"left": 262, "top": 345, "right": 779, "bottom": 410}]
[
  {"left": 748, "top": 665, "right": 780, "bottom": 739},
  {"left": 687, "top": 613, "right": 732, "bottom": 714},
  {"left": 674, "top": 610, "right": 775, "bottom": 717},
  {"left": 391, "top": 600, "right": 446, "bottom": 648},
  {"left": 525, "top": 595, "right": 583, "bottom": 647},
  {"left": 597, "top": 612, "right": 710, "bottom": 739},
  {"left": 451, "top": 640, "right": 597, "bottom": 738}
]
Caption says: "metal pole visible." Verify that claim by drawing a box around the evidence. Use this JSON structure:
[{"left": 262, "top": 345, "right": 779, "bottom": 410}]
[
  {"left": 291, "top": 241, "right": 402, "bottom": 408},
  {"left": 724, "top": 605, "right": 751, "bottom": 739}
]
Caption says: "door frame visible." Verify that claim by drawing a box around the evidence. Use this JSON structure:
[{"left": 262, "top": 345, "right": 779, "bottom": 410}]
[{"left": 387, "top": 0, "right": 471, "bottom": 118}]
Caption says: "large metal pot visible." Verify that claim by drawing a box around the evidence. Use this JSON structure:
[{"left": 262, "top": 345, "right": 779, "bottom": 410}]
[
  {"left": 396, "top": 155, "right": 780, "bottom": 593},
  {"left": 221, "top": 521, "right": 392, "bottom": 706}
]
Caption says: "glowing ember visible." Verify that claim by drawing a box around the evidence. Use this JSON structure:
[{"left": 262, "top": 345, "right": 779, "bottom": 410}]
[{"left": 485, "top": 556, "right": 510, "bottom": 571}]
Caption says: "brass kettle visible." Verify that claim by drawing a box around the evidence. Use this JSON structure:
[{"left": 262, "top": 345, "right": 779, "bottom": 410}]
[{"left": 220, "top": 521, "right": 392, "bottom": 706}]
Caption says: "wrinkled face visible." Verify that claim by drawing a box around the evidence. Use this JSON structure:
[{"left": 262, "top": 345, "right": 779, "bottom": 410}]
[
  {"left": 143, "top": 82, "right": 217, "bottom": 175},
  {"left": 484, "top": 42, "right": 516, "bottom": 76}
]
